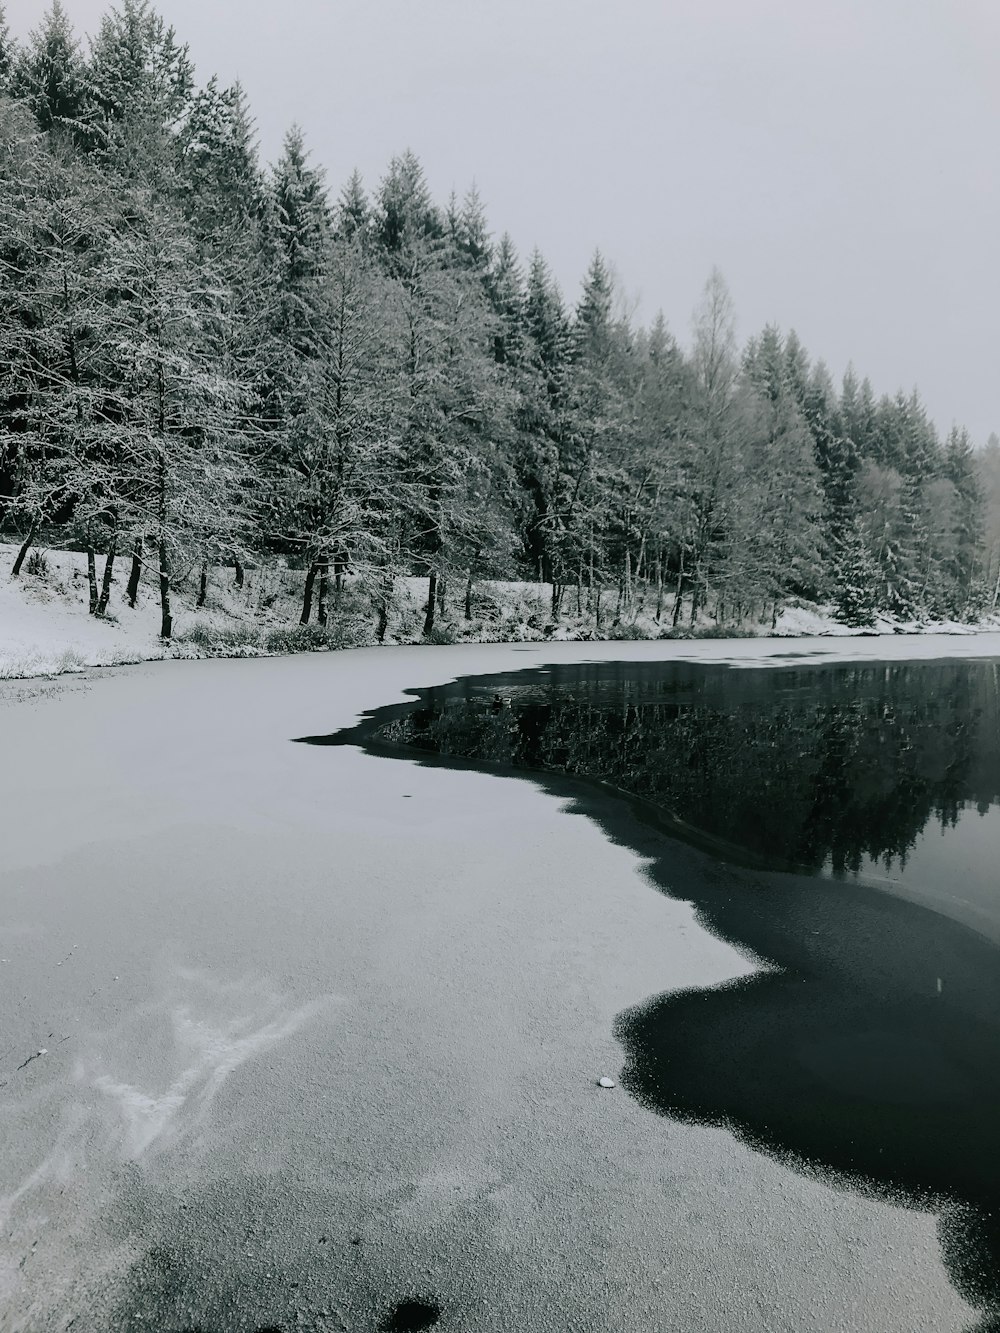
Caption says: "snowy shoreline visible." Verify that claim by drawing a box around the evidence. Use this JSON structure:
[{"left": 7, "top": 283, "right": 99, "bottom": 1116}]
[{"left": 3, "top": 542, "right": 999, "bottom": 682}]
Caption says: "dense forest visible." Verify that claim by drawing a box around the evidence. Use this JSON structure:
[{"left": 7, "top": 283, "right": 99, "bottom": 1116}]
[{"left": 2, "top": 1, "right": 999, "bottom": 641}]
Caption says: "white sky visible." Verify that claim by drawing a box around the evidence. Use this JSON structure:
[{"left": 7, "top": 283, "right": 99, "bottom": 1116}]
[{"left": 7, "top": 0, "right": 1000, "bottom": 442}]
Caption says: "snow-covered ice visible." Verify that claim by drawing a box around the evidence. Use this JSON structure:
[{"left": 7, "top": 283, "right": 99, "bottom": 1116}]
[{"left": 0, "top": 639, "right": 995, "bottom": 1330}]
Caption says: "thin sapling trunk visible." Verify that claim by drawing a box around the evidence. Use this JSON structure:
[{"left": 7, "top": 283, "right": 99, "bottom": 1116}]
[
  {"left": 423, "top": 569, "right": 438, "bottom": 637},
  {"left": 317, "top": 557, "right": 330, "bottom": 627},
  {"left": 300, "top": 561, "right": 318, "bottom": 625},
  {"left": 86, "top": 535, "right": 99, "bottom": 615},
  {"left": 11, "top": 521, "right": 38, "bottom": 577},
  {"left": 158, "top": 538, "right": 172, "bottom": 640},
  {"left": 126, "top": 536, "right": 143, "bottom": 607},
  {"left": 97, "top": 530, "right": 118, "bottom": 616}
]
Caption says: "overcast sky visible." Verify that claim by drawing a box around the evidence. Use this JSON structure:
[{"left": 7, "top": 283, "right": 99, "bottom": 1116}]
[{"left": 7, "top": 0, "right": 999, "bottom": 442}]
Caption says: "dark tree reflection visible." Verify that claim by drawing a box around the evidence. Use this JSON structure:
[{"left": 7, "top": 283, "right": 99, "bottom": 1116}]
[{"left": 371, "top": 659, "right": 1000, "bottom": 878}]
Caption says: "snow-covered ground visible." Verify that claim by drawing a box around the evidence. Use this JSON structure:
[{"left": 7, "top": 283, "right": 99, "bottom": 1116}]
[
  {"left": 3, "top": 638, "right": 997, "bottom": 1330},
  {"left": 3, "top": 542, "right": 998, "bottom": 680}
]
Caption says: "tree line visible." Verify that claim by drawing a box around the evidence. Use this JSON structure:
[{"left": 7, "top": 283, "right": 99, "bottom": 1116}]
[{"left": 1, "top": 0, "right": 995, "bottom": 640}]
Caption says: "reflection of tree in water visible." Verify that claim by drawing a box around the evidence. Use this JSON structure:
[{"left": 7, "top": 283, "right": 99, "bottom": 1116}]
[
  {"left": 383, "top": 659, "right": 1000, "bottom": 877},
  {"left": 321, "top": 656, "right": 1000, "bottom": 1327}
]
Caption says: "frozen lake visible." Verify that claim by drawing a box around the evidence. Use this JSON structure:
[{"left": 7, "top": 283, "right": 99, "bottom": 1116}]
[{"left": 2, "top": 635, "right": 1000, "bottom": 1331}]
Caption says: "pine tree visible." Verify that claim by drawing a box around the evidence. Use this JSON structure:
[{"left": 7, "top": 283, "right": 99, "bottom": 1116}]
[
  {"left": 175, "top": 77, "right": 272, "bottom": 591},
  {"left": 979, "top": 433, "right": 1000, "bottom": 611},
  {"left": 942, "top": 426, "right": 983, "bottom": 613},
  {"left": 803, "top": 360, "right": 857, "bottom": 532},
  {"left": 515, "top": 250, "right": 570, "bottom": 586},
  {"left": 630, "top": 312, "right": 690, "bottom": 623},
  {"left": 86, "top": 0, "right": 193, "bottom": 168},
  {"left": 266, "top": 126, "right": 336, "bottom": 618},
  {"left": 562, "top": 249, "right": 630, "bottom": 619},
  {"left": 572, "top": 250, "right": 614, "bottom": 363},
  {"left": 373, "top": 154, "right": 504, "bottom": 633},
  {"left": 840, "top": 367, "right": 876, "bottom": 462},
  {"left": 783, "top": 329, "right": 810, "bottom": 406},
  {"left": 177, "top": 78, "right": 265, "bottom": 243},
  {"left": 374, "top": 149, "right": 441, "bottom": 273},
  {"left": 337, "top": 169, "right": 369, "bottom": 241},
  {"left": 0, "top": 2, "right": 15, "bottom": 93},
  {"left": 485, "top": 232, "right": 524, "bottom": 366},
  {"left": 683, "top": 268, "right": 739, "bottom": 624},
  {"left": 453, "top": 183, "right": 492, "bottom": 276},
  {"left": 833, "top": 517, "right": 880, "bottom": 627},
  {"left": 736, "top": 327, "right": 825, "bottom": 618},
  {"left": 97, "top": 188, "right": 258, "bottom": 637},
  {"left": 10, "top": 2, "right": 87, "bottom": 138},
  {"left": 271, "top": 126, "right": 330, "bottom": 313}
]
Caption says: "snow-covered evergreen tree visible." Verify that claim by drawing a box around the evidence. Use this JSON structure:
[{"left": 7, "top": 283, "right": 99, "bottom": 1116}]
[{"left": 10, "top": 1, "right": 87, "bottom": 137}]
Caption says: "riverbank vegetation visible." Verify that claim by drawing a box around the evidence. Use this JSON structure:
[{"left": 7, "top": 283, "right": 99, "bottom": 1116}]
[{"left": 3, "top": 1, "right": 999, "bottom": 648}]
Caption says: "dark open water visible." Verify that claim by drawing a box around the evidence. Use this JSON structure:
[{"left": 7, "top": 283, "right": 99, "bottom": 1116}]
[{"left": 303, "top": 655, "right": 1000, "bottom": 1324}]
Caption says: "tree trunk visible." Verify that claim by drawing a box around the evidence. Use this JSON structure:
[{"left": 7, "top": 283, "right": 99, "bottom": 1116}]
[
  {"left": 423, "top": 569, "right": 438, "bottom": 637},
  {"left": 317, "top": 558, "right": 330, "bottom": 627},
  {"left": 86, "top": 539, "right": 99, "bottom": 615},
  {"left": 300, "top": 562, "right": 318, "bottom": 625},
  {"left": 376, "top": 578, "right": 390, "bottom": 641},
  {"left": 97, "top": 532, "right": 118, "bottom": 617},
  {"left": 11, "top": 521, "right": 38, "bottom": 577},
  {"left": 595, "top": 585, "right": 603, "bottom": 631},
  {"left": 436, "top": 574, "right": 447, "bottom": 616},
  {"left": 158, "top": 538, "right": 172, "bottom": 640},
  {"left": 334, "top": 555, "right": 344, "bottom": 610},
  {"left": 672, "top": 548, "right": 686, "bottom": 627},
  {"left": 655, "top": 558, "right": 664, "bottom": 623},
  {"left": 374, "top": 564, "right": 393, "bottom": 642},
  {"left": 624, "top": 550, "right": 633, "bottom": 615},
  {"left": 576, "top": 567, "right": 583, "bottom": 617},
  {"left": 464, "top": 564, "right": 475, "bottom": 621},
  {"left": 126, "top": 537, "right": 143, "bottom": 607},
  {"left": 991, "top": 555, "right": 1000, "bottom": 611},
  {"left": 233, "top": 554, "right": 244, "bottom": 589},
  {"left": 551, "top": 581, "right": 563, "bottom": 621}
]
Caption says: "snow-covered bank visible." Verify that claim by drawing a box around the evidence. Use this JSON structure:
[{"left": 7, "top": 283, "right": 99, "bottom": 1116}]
[
  {"left": 2, "top": 640, "right": 994, "bottom": 1331},
  {"left": 3, "top": 542, "right": 998, "bottom": 680}
]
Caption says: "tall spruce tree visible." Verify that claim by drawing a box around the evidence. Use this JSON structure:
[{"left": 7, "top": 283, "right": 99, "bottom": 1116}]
[
  {"left": 11, "top": 2, "right": 87, "bottom": 138},
  {"left": 683, "top": 267, "right": 739, "bottom": 624},
  {"left": 267, "top": 125, "right": 337, "bottom": 620},
  {"left": 375, "top": 151, "right": 501, "bottom": 635},
  {"left": 86, "top": 0, "right": 193, "bottom": 168},
  {"left": 0, "top": 2, "right": 15, "bottom": 93}
]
